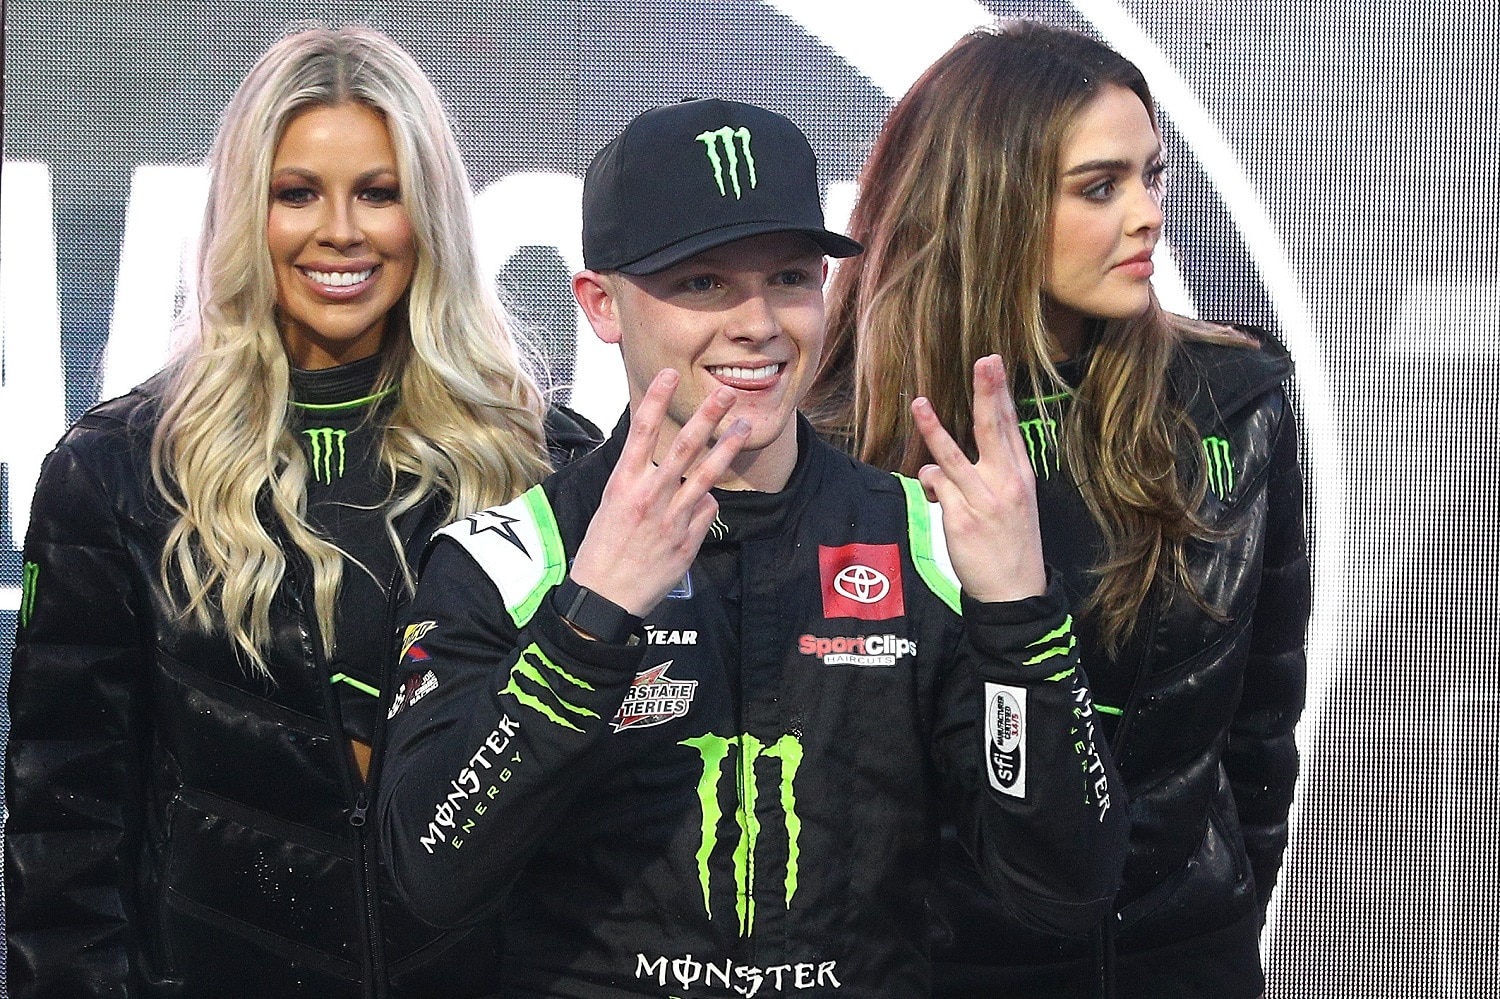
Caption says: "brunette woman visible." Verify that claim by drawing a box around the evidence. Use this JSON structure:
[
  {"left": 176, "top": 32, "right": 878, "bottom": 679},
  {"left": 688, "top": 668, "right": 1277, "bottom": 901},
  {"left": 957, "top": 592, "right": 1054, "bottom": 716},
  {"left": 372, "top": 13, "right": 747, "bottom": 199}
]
[{"left": 808, "top": 22, "right": 1308, "bottom": 999}]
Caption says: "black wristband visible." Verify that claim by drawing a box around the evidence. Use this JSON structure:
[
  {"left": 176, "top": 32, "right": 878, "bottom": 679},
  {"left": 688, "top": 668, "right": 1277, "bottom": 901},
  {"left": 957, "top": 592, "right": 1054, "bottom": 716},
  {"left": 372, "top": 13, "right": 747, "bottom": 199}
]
[{"left": 552, "top": 577, "right": 643, "bottom": 645}]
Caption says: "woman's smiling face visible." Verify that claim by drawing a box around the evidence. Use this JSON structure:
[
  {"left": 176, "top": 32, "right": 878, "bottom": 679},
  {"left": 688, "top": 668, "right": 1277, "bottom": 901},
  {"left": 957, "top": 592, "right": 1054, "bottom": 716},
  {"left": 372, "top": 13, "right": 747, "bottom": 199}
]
[{"left": 267, "top": 102, "right": 416, "bottom": 370}]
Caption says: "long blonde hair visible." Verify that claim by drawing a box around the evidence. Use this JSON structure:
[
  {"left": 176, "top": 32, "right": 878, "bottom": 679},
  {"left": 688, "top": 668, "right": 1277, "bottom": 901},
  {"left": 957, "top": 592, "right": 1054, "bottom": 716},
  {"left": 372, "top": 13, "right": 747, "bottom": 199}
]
[
  {"left": 808, "top": 23, "right": 1250, "bottom": 653},
  {"left": 152, "top": 26, "right": 549, "bottom": 674}
]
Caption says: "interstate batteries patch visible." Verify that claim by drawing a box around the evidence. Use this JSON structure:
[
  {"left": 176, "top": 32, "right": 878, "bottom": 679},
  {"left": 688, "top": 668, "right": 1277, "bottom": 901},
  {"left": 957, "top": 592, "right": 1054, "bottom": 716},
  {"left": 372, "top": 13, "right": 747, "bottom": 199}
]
[{"left": 612, "top": 661, "right": 698, "bottom": 733}]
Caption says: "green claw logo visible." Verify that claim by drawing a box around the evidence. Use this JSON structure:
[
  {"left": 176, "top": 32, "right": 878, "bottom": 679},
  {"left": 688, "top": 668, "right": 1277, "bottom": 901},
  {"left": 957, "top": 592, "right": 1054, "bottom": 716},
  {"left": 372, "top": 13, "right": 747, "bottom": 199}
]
[
  {"left": 695, "top": 126, "right": 757, "bottom": 199},
  {"left": 19, "top": 560, "right": 39, "bottom": 627},
  {"left": 1018, "top": 413, "right": 1060, "bottom": 479},
  {"left": 303, "top": 427, "right": 348, "bottom": 484},
  {"left": 679, "top": 731, "right": 803, "bottom": 936},
  {"left": 1202, "top": 435, "right": 1234, "bottom": 500},
  {"left": 500, "top": 643, "right": 598, "bottom": 732}
]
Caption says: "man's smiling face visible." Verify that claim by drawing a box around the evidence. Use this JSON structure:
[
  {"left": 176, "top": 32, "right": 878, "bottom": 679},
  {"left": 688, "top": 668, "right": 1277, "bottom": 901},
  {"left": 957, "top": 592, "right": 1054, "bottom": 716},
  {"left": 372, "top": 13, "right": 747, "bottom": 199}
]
[{"left": 580, "top": 230, "right": 827, "bottom": 491}]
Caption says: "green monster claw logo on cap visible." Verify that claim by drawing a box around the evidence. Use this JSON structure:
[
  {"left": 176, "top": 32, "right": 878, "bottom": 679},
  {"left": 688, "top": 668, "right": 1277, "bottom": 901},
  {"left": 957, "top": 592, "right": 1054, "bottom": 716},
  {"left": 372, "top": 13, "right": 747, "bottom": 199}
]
[
  {"left": 695, "top": 126, "right": 757, "bottom": 199},
  {"left": 303, "top": 427, "right": 348, "bottom": 484},
  {"left": 1202, "top": 435, "right": 1234, "bottom": 500},
  {"left": 679, "top": 731, "right": 802, "bottom": 936}
]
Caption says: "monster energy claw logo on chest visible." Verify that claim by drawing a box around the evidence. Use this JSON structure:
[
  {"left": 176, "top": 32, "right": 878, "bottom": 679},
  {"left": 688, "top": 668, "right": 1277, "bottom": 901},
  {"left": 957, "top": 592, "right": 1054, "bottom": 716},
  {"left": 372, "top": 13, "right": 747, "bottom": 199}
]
[
  {"left": 680, "top": 731, "right": 802, "bottom": 936},
  {"left": 696, "top": 126, "right": 756, "bottom": 199},
  {"left": 1019, "top": 413, "right": 1060, "bottom": 479},
  {"left": 303, "top": 427, "right": 349, "bottom": 484},
  {"left": 1202, "top": 435, "right": 1234, "bottom": 500}
]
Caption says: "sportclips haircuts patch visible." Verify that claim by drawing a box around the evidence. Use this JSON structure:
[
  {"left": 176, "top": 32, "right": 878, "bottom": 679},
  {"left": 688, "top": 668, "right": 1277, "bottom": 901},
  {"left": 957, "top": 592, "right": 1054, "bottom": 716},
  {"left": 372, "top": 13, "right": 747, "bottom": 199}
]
[
  {"left": 817, "top": 543, "right": 904, "bottom": 621},
  {"left": 985, "top": 682, "right": 1027, "bottom": 798}
]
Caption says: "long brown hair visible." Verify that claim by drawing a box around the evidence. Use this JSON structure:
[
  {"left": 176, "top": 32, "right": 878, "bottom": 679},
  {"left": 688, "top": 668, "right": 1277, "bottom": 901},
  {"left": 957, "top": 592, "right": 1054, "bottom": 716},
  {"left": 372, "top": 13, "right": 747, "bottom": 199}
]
[{"left": 807, "top": 22, "right": 1249, "bottom": 653}]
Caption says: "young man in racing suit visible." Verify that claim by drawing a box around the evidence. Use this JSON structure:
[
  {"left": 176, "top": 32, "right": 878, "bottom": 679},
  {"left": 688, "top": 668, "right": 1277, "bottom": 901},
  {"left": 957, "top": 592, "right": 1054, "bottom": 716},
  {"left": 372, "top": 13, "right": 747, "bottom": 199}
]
[{"left": 377, "top": 99, "right": 1127, "bottom": 999}]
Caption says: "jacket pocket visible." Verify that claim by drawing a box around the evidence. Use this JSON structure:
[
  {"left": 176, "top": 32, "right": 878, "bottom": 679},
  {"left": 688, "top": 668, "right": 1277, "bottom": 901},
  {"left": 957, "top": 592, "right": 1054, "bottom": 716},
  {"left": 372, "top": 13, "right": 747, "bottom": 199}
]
[
  {"left": 1118, "top": 796, "right": 1253, "bottom": 939},
  {"left": 159, "top": 788, "right": 359, "bottom": 969}
]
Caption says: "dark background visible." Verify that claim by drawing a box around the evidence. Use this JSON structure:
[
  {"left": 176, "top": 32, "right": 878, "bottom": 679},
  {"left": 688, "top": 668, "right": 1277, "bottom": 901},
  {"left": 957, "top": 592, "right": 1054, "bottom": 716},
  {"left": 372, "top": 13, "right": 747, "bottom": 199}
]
[{"left": 2, "top": 2, "right": 1495, "bottom": 994}]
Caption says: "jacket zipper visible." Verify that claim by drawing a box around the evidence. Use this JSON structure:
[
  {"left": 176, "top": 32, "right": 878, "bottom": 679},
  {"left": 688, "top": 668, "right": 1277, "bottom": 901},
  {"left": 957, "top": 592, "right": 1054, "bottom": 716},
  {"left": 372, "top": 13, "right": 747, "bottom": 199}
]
[
  {"left": 359, "top": 506, "right": 432, "bottom": 995},
  {"left": 288, "top": 554, "right": 388, "bottom": 999},
  {"left": 1092, "top": 587, "right": 1165, "bottom": 999}
]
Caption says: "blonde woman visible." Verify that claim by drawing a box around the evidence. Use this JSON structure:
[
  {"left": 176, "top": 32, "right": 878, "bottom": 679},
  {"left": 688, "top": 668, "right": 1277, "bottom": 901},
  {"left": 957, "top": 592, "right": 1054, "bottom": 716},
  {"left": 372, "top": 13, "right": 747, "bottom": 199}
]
[
  {"left": 808, "top": 22, "right": 1309, "bottom": 999},
  {"left": 5, "top": 26, "right": 596, "bottom": 998}
]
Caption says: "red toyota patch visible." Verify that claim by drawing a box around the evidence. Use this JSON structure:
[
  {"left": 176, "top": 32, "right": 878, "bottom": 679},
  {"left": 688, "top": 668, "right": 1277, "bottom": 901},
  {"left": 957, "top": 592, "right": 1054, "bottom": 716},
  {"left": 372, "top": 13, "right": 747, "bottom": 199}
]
[{"left": 818, "top": 543, "right": 905, "bottom": 621}]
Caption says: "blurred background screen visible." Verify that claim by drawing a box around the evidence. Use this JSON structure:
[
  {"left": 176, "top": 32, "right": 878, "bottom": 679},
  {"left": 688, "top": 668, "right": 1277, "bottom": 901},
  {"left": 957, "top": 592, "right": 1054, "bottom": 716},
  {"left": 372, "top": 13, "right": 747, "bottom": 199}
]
[{"left": 2, "top": 2, "right": 1495, "bottom": 993}]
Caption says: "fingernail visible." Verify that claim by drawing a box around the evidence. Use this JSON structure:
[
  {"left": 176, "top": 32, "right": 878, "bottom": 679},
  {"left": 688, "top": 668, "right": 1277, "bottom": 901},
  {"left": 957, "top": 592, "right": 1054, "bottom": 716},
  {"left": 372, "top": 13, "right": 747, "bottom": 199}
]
[
  {"left": 729, "top": 417, "right": 751, "bottom": 436},
  {"left": 714, "top": 386, "right": 736, "bottom": 404},
  {"left": 659, "top": 368, "right": 680, "bottom": 386}
]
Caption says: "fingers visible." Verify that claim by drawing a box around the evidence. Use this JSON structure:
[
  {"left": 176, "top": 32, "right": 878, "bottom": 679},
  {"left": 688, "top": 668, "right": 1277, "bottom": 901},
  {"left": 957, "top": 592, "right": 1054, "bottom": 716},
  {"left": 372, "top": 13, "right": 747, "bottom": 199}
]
[
  {"left": 916, "top": 462, "right": 950, "bottom": 506},
  {"left": 970, "top": 355, "right": 1006, "bottom": 458},
  {"left": 915, "top": 360, "right": 1048, "bottom": 604},
  {"left": 972, "top": 355, "right": 1031, "bottom": 470},
  {"left": 619, "top": 369, "right": 741, "bottom": 487},
  {"left": 612, "top": 368, "right": 748, "bottom": 531},
  {"left": 680, "top": 418, "right": 750, "bottom": 497},
  {"left": 685, "top": 492, "right": 723, "bottom": 544},
  {"left": 994, "top": 359, "right": 1036, "bottom": 475},
  {"left": 954, "top": 355, "right": 1038, "bottom": 483},
  {"left": 617, "top": 369, "right": 679, "bottom": 471},
  {"left": 911, "top": 396, "right": 986, "bottom": 495},
  {"left": 658, "top": 384, "right": 738, "bottom": 480}
]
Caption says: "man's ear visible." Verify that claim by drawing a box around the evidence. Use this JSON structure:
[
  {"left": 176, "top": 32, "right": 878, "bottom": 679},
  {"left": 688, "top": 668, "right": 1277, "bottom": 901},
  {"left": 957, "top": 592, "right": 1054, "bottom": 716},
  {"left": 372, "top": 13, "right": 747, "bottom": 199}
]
[{"left": 572, "top": 270, "right": 622, "bottom": 345}]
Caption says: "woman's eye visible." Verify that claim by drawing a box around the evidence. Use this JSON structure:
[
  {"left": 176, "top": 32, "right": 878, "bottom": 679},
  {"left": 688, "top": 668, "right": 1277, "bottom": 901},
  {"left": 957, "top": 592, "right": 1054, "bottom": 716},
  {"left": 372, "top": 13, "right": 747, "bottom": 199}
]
[
  {"left": 1081, "top": 178, "right": 1116, "bottom": 202},
  {"left": 683, "top": 275, "right": 716, "bottom": 293},
  {"left": 1145, "top": 162, "right": 1168, "bottom": 191},
  {"left": 274, "top": 186, "right": 316, "bottom": 207},
  {"left": 361, "top": 186, "right": 401, "bottom": 205},
  {"left": 775, "top": 269, "right": 810, "bottom": 287}
]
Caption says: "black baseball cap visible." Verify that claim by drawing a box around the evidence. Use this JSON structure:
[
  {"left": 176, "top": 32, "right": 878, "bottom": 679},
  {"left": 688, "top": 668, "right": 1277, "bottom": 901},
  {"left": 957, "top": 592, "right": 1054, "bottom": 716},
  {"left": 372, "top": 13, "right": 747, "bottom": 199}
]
[{"left": 582, "top": 98, "right": 862, "bottom": 274}]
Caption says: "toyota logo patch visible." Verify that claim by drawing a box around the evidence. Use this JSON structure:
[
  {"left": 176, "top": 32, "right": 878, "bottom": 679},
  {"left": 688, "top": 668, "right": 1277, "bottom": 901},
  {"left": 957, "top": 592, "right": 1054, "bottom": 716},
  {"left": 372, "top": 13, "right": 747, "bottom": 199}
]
[
  {"left": 833, "top": 564, "right": 890, "bottom": 604},
  {"left": 818, "top": 543, "right": 904, "bottom": 621}
]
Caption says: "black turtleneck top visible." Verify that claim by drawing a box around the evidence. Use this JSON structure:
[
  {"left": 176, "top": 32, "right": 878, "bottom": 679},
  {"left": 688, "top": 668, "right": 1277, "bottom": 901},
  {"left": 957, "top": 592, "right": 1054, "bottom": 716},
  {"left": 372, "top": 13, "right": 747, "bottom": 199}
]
[{"left": 288, "top": 352, "right": 398, "bottom": 747}]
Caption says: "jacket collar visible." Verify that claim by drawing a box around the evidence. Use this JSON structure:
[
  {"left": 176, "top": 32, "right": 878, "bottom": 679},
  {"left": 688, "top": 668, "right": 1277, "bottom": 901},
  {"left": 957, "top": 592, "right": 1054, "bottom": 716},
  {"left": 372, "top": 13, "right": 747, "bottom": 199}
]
[{"left": 1170, "top": 328, "right": 1293, "bottom": 431}]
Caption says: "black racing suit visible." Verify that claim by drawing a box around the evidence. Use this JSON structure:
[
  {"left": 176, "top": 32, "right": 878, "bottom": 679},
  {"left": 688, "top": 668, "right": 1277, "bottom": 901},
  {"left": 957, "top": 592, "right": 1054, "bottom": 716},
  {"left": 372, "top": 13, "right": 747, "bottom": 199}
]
[{"left": 378, "top": 417, "right": 1128, "bottom": 999}]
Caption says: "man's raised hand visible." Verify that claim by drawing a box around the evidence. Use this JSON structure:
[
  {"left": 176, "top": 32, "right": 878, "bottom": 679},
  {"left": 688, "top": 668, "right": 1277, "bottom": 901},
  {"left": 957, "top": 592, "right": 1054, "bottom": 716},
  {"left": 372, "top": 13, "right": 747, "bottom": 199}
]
[
  {"left": 910, "top": 355, "right": 1047, "bottom": 604},
  {"left": 569, "top": 370, "right": 749, "bottom": 619}
]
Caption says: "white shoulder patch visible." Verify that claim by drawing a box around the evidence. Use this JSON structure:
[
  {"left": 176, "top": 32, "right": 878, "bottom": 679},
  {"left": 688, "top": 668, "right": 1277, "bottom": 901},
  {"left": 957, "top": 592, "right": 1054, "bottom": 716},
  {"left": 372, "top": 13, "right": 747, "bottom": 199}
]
[{"left": 433, "top": 485, "right": 565, "bottom": 628}]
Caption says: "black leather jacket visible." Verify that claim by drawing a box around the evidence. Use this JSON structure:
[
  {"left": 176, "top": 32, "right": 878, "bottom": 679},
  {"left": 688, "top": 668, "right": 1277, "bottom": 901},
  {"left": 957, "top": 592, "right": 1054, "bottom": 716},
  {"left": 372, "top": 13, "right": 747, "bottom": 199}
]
[
  {"left": 934, "top": 333, "right": 1309, "bottom": 999},
  {"left": 4, "top": 378, "right": 599, "bottom": 999}
]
